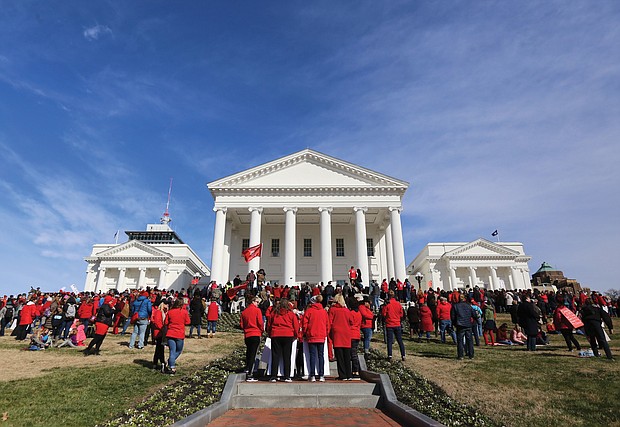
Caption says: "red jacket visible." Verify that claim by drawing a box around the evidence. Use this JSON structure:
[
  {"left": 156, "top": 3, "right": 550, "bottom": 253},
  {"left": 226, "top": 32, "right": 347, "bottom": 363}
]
[
  {"left": 240, "top": 304, "right": 264, "bottom": 338},
  {"left": 151, "top": 307, "right": 164, "bottom": 339},
  {"left": 329, "top": 304, "right": 353, "bottom": 348},
  {"left": 382, "top": 299, "right": 404, "bottom": 328},
  {"left": 77, "top": 302, "right": 95, "bottom": 319},
  {"left": 358, "top": 304, "right": 374, "bottom": 329},
  {"left": 350, "top": 309, "right": 362, "bottom": 340},
  {"left": 419, "top": 305, "right": 434, "bottom": 332},
  {"left": 165, "top": 307, "right": 190, "bottom": 340},
  {"left": 207, "top": 302, "right": 219, "bottom": 321},
  {"left": 19, "top": 303, "right": 37, "bottom": 325},
  {"left": 302, "top": 303, "right": 329, "bottom": 343},
  {"left": 268, "top": 309, "right": 300, "bottom": 339},
  {"left": 436, "top": 301, "right": 452, "bottom": 321}
]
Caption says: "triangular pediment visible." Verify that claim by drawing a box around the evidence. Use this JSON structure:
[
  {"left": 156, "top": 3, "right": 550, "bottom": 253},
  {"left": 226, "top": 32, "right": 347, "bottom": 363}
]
[
  {"left": 443, "top": 239, "right": 520, "bottom": 258},
  {"left": 94, "top": 240, "right": 172, "bottom": 259},
  {"left": 208, "top": 149, "right": 408, "bottom": 191}
]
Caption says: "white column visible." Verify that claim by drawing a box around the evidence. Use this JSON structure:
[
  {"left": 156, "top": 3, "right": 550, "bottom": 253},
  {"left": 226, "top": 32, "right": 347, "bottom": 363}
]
[
  {"left": 283, "top": 207, "right": 297, "bottom": 286},
  {"left": 511, "top": 267, "right": 521, "bottom": 290},
  {"left": 85, "top": 267, "right": 96, "bottom": 292},
  {"left": 158, "top": 268, "right": 167, "bottom": 289},
  {"left": 318, "top": 207, "right": 333, "bottom": 284},
  {"left": 210, "top": 207, "right": 227, "bottom": 285},
  {"left": 354, "top": 207, "right": 369, "bottom": 287},
  {"left": 95, "top": 267, "right": 106, "bottom": 293},
  {"left": 117, "top": 268, "right": 126, "bottom": 291},
  {"left": 468, "top": 266, "right": 478, "bottom": 288},
  {"left": 521, "top": 268, "right": 531, "bottom": 290},
  {"left": 389, "top": 207, "right": 407, "bottom": 282},
  {"left": 248, "top": 207, "right": 263, "bottom": 274},
  {"left": 449, "top": 266, "right": 457, "bottom": 291},
  {"left": 222, "top": 219, "right": 232, "bottom": 284},
  {"left": 490, "top": 267, "right": 500, "bottom": 291},
  {"left": 137, "top": 267, "right": 146, "bottom": 290},
  {"left": 384, "top": 222, "right": 395, "bottom": 280}
]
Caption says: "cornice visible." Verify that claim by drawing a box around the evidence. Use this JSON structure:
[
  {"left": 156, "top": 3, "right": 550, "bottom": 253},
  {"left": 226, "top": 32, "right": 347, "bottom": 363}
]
[{"left": 210, "top": 186, "right": 406, "bottom": 196}]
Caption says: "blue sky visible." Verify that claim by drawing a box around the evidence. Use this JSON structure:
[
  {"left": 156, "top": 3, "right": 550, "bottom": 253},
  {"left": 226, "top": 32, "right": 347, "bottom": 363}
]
[{"left": 1, "top": 1, "right": 619, "bottom": 296}]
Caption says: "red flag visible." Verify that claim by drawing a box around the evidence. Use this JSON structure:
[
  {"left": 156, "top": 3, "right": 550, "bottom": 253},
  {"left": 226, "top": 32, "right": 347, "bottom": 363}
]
[
  {"left": 242, "top": 243, "right": 262, "bottom": 262},
  {"left": 227, "top": 283, "right": 248, "bottom": 298}
]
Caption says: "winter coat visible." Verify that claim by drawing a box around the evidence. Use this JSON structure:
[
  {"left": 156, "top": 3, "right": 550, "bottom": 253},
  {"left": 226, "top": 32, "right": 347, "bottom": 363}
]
[
  {"left": 419, "top": 305, "right": 434, "bottom": 332},
  {"left": 151, "top": 307, "right": 165, "bottom": 339},
  {"left": 302, "top": 303, "right": 329, "bottom": 343},
  {"left": 268, "top": 309, "right": 300, "bottom": 339},
  {"left": 240, "top": 303, "right": 264, "bottom": 338},
  {"left": 436, "top": 301, "right": 452, "bottom": 321},
  {"left": 382, "top": 299, "right": 404, "bottom": 328},
  {"left": 131, "top": 296, "right": 153, "bottom": 320},
  {"left": 358, "top": 305, "right": 374, "bottom": 329},
  {"left": 350, "top": 310, "right": 362, "bottom": 340},
  {"left": 329, "top": 304, "right": 353, "bottom": 348},
  {"left": 517, "top": 301, "right": 540, "bottom": 336},
  {"left": 189, "top": 298, "right": 205, "bottom": 325},
  {"left": 164, "top": 307, "right": 190, "bottom": 340}
]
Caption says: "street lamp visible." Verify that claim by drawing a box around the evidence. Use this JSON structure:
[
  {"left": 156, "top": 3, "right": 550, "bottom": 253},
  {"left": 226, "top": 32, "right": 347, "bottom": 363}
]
[{"left": 414, "top": 272, "right": 424, "bottom": 290}]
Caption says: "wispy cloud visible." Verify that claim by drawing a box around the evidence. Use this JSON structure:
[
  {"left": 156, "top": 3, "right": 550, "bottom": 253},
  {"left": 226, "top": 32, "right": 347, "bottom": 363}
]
[{"left": 83, "top": 24, "right": 112, "bottom": 41}]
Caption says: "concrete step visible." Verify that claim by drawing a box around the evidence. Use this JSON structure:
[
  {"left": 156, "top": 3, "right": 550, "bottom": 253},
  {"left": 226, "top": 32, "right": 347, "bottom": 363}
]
[
  {"left": 233, "top": 380, "right": 381, "bottom": 409},
  {"left": 237, "top": 381, "right": 377, "bottom": 396},
  {"left": 232, "top": 393, "right": 380, "bottom": 409}
]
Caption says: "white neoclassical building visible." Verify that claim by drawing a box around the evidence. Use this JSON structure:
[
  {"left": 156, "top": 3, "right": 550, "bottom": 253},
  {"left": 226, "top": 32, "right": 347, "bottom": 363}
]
[
  {"left": 408, "top": 239, "right": 532, "bottom": 291},
  {"left": 207, "top": 149, "right": 409, "bottom": 286},
  {"left": 84, "top": 217, "right": 210, "bottom": 293}
]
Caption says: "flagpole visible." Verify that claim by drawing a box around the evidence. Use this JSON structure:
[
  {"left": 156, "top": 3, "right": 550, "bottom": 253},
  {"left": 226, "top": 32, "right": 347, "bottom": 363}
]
[{"left": 115, "top": 230, "right": 119, "bottom": 244}]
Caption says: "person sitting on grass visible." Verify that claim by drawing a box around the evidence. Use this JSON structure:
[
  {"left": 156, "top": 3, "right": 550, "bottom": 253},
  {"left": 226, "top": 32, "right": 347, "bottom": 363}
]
[
  {"left": 510, "top": 325, "right": 526, "bottom": 345},
  {"left": 29, "top": 327, "right": 52, "bottom": 350},
  {"left": 495, "top": 323, "right": 513, "bottom": 345}
]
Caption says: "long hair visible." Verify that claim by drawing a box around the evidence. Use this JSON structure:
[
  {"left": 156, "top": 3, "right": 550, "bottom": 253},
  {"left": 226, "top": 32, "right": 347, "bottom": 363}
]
[{"left": 276, "top": 298, "right": 291, "bottom": 315}]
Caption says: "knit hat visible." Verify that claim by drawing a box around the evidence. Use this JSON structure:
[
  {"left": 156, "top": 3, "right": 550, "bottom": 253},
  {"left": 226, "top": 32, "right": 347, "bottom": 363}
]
[{"left": 310, "top": 295, "right": 319, "bottom": 304}]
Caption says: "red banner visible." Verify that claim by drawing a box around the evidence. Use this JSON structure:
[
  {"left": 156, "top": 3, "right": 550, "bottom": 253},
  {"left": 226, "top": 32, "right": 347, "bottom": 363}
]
[
  {"left": 559, "top": 306, "right": 584, "bottom": 329},
  {"left": 242, "top": 243, "right": 262, "bottom": 263},
  {"left": 226, "top": 283, "right": 248, "bottom": 298}
]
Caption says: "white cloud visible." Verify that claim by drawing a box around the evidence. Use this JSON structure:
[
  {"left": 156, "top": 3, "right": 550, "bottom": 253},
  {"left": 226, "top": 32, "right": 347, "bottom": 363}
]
[{"left": 83, "top": 24, "right": 112, "bottom": 41}]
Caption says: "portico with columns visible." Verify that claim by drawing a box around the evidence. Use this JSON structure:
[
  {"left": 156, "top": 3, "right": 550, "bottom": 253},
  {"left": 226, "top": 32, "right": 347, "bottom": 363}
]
[
  {"left": 408, "top": 239, "right": 532, "bottom": 291},
  {"left": 207, "top": 149, "right": 409, "bottom": 287}
]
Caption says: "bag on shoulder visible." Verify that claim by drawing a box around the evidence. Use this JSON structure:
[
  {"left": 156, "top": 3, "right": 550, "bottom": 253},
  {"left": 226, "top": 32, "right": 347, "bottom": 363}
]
[
  {"left": 130, "top": 312, "right": 139, "bottom": 325},
  {"left": 472, "top": 309, "right": 481, "bottom": 320},
  {"left": 66, "top": 304, "right": 76, "bottom": 319}
]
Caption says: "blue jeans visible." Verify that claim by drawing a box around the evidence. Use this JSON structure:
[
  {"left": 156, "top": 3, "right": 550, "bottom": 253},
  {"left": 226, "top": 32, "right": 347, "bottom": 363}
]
[
  {"left": 456, "top": 327, "right": 474, "bottom": 359},
  {"left": 308, "top": 342, "right": 325, "bottom": 378},
  {"left": 61, "top": 320, "right": 73, "bottom": 339},
  {"left": 129, "top": 319, "right": 148, "bottom": 348},
  {"left": 189, "top": 324, "right": 201, "bottom": 337},
  {"left": 372, "top": 295, "right": 380, "bottom": 311},
  {"left": 361, "top": 327, "right": 373, "bottom": 352},
  {"left": 439, "top": 320, "right": 456, "bottom": 343},
  {"left": 207, "top": 321, "right": 217, "bottom": 334},
  {"left": 167, "top": 338, "right": 185, "bottom": 369},
  {"left": 386, "top": 326, "right": 405, "bottom": 358},
  {"left": 121, "top": 317, "right": 131, "bottom": 335}
]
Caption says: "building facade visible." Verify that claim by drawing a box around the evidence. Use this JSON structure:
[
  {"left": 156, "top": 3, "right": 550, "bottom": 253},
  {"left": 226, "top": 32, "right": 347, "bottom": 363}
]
[
  {"left": 207, "top": 149, "right": 409, "bottom": 287},
  {"left": 84, "top": 220, "right": 210, "bottom": 293},
  {"left": 408, "top": 239, "right": 532, "bottom": 291}
]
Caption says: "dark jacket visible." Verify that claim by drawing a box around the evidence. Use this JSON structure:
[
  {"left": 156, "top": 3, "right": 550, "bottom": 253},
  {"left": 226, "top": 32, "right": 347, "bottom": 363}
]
[
  {"left": 517, "top": 301, "right": 540, "bottom": 336},
  {"left": 189, "top": 297, "right": 205, "bottom": 325},
  {"left": 451, "top": 301, "right": 474, "bottom": 328}
]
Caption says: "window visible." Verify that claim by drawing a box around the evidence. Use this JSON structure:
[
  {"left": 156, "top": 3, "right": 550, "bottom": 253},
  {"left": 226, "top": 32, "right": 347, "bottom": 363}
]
[
  {"left": 271, "top": 239, "right": 280, "bottom": 257},
  {"left": 303, "top": 238, "right": 312, "bottom": 257},
  {"left": 367, "top": 238, "right": 375, "bottom": 257},
  {"left": 336, "top": 238, "right": 345, "bottom": 257},
  {"left": 242, "top": 239, "right": 250, "bottom": 253}
]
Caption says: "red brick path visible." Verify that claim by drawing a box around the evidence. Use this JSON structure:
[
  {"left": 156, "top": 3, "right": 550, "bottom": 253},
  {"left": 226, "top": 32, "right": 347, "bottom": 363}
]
[{"left": 207, "top": 408, "right": 403, "bottom": 426}]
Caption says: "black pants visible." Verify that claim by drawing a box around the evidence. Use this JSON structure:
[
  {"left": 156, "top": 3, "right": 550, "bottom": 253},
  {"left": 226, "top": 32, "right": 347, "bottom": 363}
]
[
  {"left": 153, "top": 336, "right": 166, "bottom": 366},
  {"left": 14, "top": 324, "right": 30, "bottom": 341},
  {"left": 526, "top": 335, "right": 537, "bottom": 351},
  {"left": 560, "top": 329, "right": 581, "bottom": 351},
  {"left": 87, "top": 334, "right": 106, "bottom": 352},
  {"left": 586, "top": 323, "right": 613, "bottom": 359},
  {"left": 350, "top": 339, "right": 360, "bottom": 374},
  {"left": 271, "top": 336, "right": 294, "bottom": 379},
  {"left": 334, "top": 347, "right": 352, "bottom": 380},
  {"left": 245, "top": 336, "right": 261, "bottom": 376}
]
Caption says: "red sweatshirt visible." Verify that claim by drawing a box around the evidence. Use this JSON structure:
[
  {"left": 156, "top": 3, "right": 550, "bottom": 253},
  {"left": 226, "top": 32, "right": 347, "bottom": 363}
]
[
  {"left": 165, "top": 307, "right": 190, "bottom": 340},
  {"left": 436, "top": 301, "right": 452, "bottom": 321},
  {"left": 302, "top": 303, "right": 329, "bottom": 343},
  {"left": 358, "top": 304, "right": 374, "bottom": 329},
  {"left": 350, "top": 309, "right": 362, "bottom": 340},
  {"left": 207, "top": 302, "right": 219, "bottom": 321},
  {"left": 329, "top": 304, "right": 353, "bottom": 348},
  {"left": 382, "top": 299, "right": 404, "bottom": 328},
  {"left": 268, "top": 309, "right": 300, "bottom": 339},
  {"left": 240, "top": 304, "right": 264, "bottom": 338}
]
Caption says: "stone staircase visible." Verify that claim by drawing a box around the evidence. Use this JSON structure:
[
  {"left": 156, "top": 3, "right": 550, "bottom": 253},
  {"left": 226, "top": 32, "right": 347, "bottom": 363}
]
[{"left": 232, "top": 380, "right": 381, "bottom": 409}]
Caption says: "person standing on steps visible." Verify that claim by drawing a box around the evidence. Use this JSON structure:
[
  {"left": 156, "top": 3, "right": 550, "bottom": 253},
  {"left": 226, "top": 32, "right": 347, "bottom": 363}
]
[
  {"left": 267, "top": 298, "right": 300, "bottom": 383},
  {"left": 302, "top": 295, "right": 329, "bottom": 382},
  {"left": 329, "top": 294, "right": 354, "bottom": 380},
  {"left": 240, "top": 295, "right": 265, "bottom": 382}
]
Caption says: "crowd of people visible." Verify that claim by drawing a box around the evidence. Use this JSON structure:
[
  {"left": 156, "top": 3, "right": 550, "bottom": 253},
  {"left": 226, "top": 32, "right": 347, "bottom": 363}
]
[{"left": 0, "top": 273, "right": 616, "bottom": 383}]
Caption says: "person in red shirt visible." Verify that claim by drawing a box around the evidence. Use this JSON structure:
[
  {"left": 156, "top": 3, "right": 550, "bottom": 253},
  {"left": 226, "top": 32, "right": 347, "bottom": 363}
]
[
  {"left": 163, "top": 298, "right": 190, "bottom": 374},
  {"left": 206, "top": 297, "right": 220, "bottom": 338},
  {"left": 349, "top": 300, "right": 363, "bottom": 378},
  {"left": 348, "top": 267, "right": 358, "bottom": 286},
  {"left": 437, "top": 297, "right": 456, "bottom": 344},
  {"left": 240, "top": 296, "right": 264, "bottom": 382},
  {"left": 85, "top": 295, "right": 115, "bottom": 356},
  {"left": 302, "top": 295, "right": 329, "bottom": 382},
  {"left": 151, "top": 302, "right": 168, "bottom": 371},
  {"left": 382, "top": 291, "right": 406, "bottom": 361},
  {"left": 15, "top": 299, "right": 37, "bottom": 341},
  {"left": 267, "top": 298, "right": 300, "bottom": 383},
  {"left": 329, "top": 294, "right": 353, "bottom": 380},
  {"left": 77, "top": 297, "right": 95, "bottom": 335},
  {"left": 359, "top": 298, "right": 374, "bottom": 355}
]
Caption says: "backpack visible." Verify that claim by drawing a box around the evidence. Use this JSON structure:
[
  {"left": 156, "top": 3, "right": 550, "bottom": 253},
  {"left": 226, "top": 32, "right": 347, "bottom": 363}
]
[
  {"left": 65, "top": 304, "right": 76, "bottom": 319},
  {"left": 472, "top": 307, "right": 481, "bottom": 320}
]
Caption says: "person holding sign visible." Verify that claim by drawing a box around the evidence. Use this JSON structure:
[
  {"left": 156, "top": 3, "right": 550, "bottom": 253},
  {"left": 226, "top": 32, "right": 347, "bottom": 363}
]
[{"left": 553, "top": 301, "right": 582, "bottom": 352}]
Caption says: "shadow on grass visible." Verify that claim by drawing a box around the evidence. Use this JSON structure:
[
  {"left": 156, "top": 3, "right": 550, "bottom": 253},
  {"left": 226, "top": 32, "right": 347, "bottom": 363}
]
[
  {"left": 414, "top": 351, "right": 456, "bottom": 359},
  {"left": 132, "top": 358, "right": 154, "bottom": 368}
]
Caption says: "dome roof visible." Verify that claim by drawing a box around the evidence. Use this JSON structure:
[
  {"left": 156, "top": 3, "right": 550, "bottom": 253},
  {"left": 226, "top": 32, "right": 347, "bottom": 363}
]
[{"left": 536, "top": 262, "right": 556, "bottom": 273}]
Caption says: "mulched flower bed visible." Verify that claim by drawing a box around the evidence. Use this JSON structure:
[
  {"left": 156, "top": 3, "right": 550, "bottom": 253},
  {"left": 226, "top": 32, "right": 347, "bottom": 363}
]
[
  {"left": 366, "top": 349, "right": 502, "bottom": 427},
  {"left": 100, "top": 348, "right": 245, "bottom": 427}
]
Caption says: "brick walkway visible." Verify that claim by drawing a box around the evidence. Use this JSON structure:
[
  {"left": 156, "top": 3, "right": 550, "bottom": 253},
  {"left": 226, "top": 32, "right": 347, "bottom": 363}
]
[{"left": 207, "top": 408, "right": 403, "bottom": 426}]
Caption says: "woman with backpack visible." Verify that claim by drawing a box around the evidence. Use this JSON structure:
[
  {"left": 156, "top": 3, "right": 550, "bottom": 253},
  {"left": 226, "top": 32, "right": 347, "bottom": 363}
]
[{"left": 84, "top": 295, "right": 116, "bottom": 356}]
